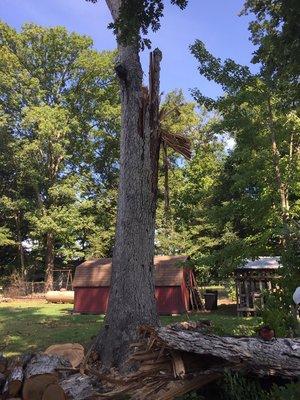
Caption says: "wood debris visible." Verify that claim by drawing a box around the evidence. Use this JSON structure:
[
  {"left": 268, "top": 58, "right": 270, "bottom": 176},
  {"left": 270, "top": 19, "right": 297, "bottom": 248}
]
[
  {"left": 1, "top": 324, "right": 299, "bottom": 399},
  {"left": 96, "top": 322, "right": 300, "bottom": 399}
]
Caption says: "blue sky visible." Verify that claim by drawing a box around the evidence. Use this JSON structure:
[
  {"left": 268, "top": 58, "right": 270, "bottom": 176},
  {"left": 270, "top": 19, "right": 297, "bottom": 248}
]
[{"left": 1, "top": 0, "right": 256, "bottom": 100}]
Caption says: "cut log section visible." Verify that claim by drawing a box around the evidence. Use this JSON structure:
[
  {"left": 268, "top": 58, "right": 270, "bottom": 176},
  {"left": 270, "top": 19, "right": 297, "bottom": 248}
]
[
  {"left": 60, "top": 373, "right": 96, "bottom": 400},
  {"left": 44, "top": 343, "right": 84, "bottom": 368},
  {"left": 22, "top": 354, "right": 71, "bottom": 400},
  {"left": 45, "top": 291, "right": 74, "bottom": 304},
  {"left": 7, "top": 365, "right": 23, "bottom": 397}
]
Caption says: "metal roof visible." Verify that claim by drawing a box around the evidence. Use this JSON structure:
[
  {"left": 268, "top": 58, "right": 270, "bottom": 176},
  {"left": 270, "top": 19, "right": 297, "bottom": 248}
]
[{"left": 237, "top": 256, "right": 281, "bottom": 270}]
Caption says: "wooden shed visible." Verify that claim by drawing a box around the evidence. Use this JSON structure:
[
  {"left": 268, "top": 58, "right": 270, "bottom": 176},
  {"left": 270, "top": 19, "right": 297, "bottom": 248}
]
[
  {"left": 73, "top": 255, "right": 201, "bottom": 315},
  {"left": 235, "top": 256, "right": 281, "bottom": 316}
]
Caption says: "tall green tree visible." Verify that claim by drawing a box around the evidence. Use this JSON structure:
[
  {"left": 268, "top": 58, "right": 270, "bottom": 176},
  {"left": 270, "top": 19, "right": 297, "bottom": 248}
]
[
  {"left": 0, "top": 22, "right": 120, "bottom": 287},
  {"left": 190, "top": 1, "right": 299, "bottom": 284}
]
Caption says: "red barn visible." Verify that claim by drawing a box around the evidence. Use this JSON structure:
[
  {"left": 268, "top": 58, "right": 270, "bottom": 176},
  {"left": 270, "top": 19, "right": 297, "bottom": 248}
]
[{"left": 73, "top": 255, "right": 200, "bottom": 315}]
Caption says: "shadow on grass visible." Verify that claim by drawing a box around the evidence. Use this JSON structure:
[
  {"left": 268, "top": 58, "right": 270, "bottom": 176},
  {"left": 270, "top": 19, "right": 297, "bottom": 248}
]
[
  {"left": 0, "top": 301, "right": 262, "bottom": 356},
  {"left": 0, "top": 303, "right": 105, "bottom": 356}
]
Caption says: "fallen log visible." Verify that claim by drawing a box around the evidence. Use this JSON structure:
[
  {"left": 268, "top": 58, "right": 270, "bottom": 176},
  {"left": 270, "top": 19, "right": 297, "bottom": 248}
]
[
  {"left": 45, "top": 291, "right": 74, "bottom": 304},
  {"left": 98, "top": 323, "right": 300, "bottom": 399},
  {"left": 143, "top": 325, "right": 300, "bottom": 378}
]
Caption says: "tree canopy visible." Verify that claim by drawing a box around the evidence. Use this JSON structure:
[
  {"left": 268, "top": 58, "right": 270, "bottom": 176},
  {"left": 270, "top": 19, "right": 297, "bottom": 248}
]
[{"left": 0, "top": 22, "right": 120, "bottom": 283}]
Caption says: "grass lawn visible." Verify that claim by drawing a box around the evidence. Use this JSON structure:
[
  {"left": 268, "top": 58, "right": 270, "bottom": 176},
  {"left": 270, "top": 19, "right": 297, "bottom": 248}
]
[{"left": 0, "top": 299, "right": 261, "bottom": 357}]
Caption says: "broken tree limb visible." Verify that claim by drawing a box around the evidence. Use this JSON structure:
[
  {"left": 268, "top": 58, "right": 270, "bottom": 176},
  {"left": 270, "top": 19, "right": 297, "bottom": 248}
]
[
  {"left": 140, "top": 325, "right": 300, "bottom": 378},
  {"left": 99, "top": 323, "right": 300, "bottom": 399}
]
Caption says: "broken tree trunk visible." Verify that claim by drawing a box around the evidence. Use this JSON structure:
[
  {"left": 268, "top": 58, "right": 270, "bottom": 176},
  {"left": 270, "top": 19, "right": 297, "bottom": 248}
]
[
  {"left": 98, "top": 323, "right": 300, "bottom": 399},
  {"left": 94, "top": 44, "right": 162, "bottom": 369},
  {"left": 142, "top": 325, "right": 300, "bottom": 378}
]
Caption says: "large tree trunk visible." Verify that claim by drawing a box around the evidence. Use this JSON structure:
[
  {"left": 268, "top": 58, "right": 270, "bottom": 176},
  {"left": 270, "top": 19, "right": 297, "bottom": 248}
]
[
  {"left": 266, "top": 97, "right": 290, "bottom": 243},
  {"left": 94, "top": 0, "right": 162, "bottom": 369},
  {"left": 44, "top": 232, "right": 54, "bottom": 292}
]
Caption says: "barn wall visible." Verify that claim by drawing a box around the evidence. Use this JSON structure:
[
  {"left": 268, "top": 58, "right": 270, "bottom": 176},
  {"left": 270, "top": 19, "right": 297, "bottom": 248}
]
[
  {"left": 155, "top": 286, "right": 186, "bottom": 315},
  {"left": 74, "top": 287, "right": 109, "bottom": 314},
  {"left": 74, "top": 286, "right": 187, "bottom": 315}
]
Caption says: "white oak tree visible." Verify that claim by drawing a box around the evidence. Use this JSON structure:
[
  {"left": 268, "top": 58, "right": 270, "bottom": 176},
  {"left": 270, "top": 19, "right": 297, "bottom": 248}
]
[{"left": 87, "top": 0, "right": 188, "bottom": 368}]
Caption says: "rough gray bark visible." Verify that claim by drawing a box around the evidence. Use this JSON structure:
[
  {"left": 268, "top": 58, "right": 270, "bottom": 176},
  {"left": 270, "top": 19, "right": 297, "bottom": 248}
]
[
  {"left": 7, "top": 366, "right": 23, "bottom": 397},
  {"left": 44, "top": 232, "right": 54, "bottom": 291},
  {"left": 24, "top": 354, "right": 71, "bottom": 379},
  {"left": 23, "top": 354, "right": 71, "bottom": 400},
  {"left": 95, "top": 0, "right": 162, "bottom": 369},
  {"left": 148, "top": 326, "right": 300, "bottom": 378},
  {"left": 60, "top": 373, "right": 96, "bottom": 400}
]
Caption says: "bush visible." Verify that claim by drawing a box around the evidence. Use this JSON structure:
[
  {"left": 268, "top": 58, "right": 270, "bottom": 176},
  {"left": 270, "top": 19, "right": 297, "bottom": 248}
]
[
  {"left": 220, "top": 371, "right": 300, "bottom": 400},
  {"left": 261, "top": 288, "right": 296, "bottom": 337}
]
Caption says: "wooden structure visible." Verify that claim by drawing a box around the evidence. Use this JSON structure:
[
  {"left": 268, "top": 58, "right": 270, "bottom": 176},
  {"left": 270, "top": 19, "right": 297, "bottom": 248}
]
[
  {"left": 73, "top": 256, "right": 202, "bottom": 315},
  {"left": 235, "top": 257, "right": 281, "bottom": 316}
]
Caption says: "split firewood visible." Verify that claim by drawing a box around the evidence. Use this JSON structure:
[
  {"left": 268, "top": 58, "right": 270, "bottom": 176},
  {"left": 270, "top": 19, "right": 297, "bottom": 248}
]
[
  {"left": 7, "top": 365, "right": 23, "bottom": 397},
  {"left": 22, "top": 354, "right": 71, "bottom": 400},
  {"left": 44, "top": 343, "right": 84, "bottom": 368},
  {"left": 60, "top": 373, "right": 97, "bottom": 400}
]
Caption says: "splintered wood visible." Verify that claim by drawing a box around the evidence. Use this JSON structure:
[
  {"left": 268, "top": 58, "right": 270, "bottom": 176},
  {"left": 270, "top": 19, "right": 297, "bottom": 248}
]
[
  {"left": 97, "top": 322, "right": 300, "bottom": 399},
  {"left": 1, "top": 323, "right": 299, "bottom": 399}
]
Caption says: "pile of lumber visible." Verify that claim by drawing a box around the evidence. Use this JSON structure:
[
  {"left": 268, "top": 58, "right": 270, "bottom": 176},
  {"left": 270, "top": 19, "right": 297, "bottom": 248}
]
[
  {"left": 97, "top": 321, "right": 300, "bottom": 399},
  {"left": 0, "top": 344, "right": 100, "bottom": 400}
]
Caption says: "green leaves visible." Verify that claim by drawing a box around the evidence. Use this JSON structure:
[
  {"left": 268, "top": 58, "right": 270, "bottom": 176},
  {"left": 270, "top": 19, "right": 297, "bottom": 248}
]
[
  {"left": 86, "top": 0, "right": 188, "bottom": 49},
  {"left": 0, "top": 22, "right": 120, "bottom": 276}
]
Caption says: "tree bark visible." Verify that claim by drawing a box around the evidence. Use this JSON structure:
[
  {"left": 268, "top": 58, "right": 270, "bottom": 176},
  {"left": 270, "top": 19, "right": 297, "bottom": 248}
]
[
  {"left": 266, "top": 97, "right": 290, "bottom": 242},
  {"left": 44, "top": 232, "right": 54, "bottom": 292},
  {"left": 149, "top": 327, "right": 300, "bottom": 378},
  {"left": 94, "top": 0, "right": 162, "bottom": 369},
  {"left": 15, "top": 211, "right": 25, "bottom": 278}
]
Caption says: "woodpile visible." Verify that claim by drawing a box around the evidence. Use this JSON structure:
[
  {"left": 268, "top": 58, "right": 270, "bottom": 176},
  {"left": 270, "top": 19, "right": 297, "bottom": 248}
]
[
  {"left": 0, "top": 344, "right": 99, "bottom": 400},
  {"left": 45, "top": 291, "right": 74, "bottom": 304},
  {"left": 0, "top": 323, "right": 299, "bottom": 399}
]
